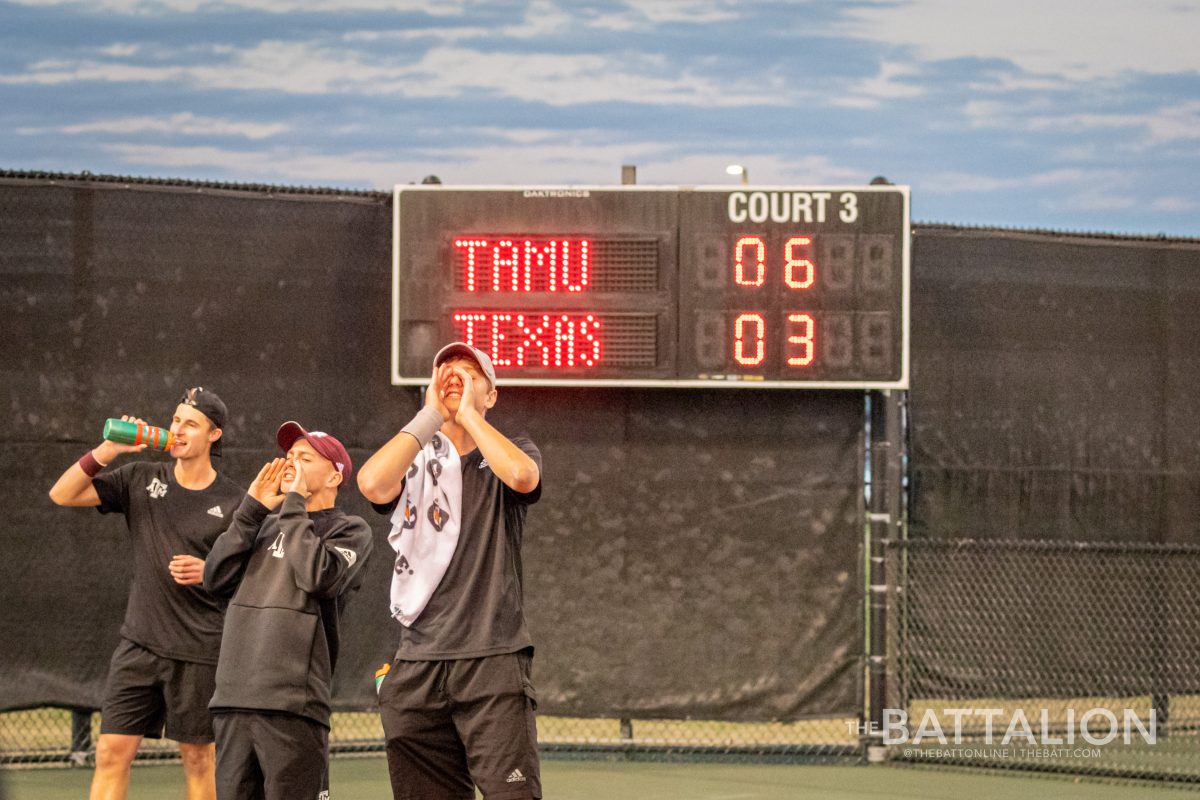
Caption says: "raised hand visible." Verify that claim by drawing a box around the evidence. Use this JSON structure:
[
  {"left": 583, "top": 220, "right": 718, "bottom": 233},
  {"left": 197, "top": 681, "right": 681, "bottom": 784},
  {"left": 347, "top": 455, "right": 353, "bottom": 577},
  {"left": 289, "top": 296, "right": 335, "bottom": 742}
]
[
  {"left": 96, "top": 414, "right": 149, "bottom": 462},
  {"left": 249, "top": 458, "right": 287, "bottom": 509},
  {"left": 425, "top": 364, "right": 450, "bottom": 420},
  {"left": 450, "top": 365, "right": 479, "bottom": 424}
]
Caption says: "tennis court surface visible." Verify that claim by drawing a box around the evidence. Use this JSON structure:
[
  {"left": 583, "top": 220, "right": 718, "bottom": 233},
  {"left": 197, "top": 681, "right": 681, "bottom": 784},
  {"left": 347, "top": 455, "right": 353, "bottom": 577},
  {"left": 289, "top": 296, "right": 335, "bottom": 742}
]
[{"left": 2, "top": 759, "right": 1191, "bottom": 799}]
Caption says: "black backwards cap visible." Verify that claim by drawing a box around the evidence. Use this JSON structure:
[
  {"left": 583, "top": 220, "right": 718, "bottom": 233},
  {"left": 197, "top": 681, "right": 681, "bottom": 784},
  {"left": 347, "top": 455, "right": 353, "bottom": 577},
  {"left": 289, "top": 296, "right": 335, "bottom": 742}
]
[{"left": 179, "top": 387, "right": 227, "bottom": 457}]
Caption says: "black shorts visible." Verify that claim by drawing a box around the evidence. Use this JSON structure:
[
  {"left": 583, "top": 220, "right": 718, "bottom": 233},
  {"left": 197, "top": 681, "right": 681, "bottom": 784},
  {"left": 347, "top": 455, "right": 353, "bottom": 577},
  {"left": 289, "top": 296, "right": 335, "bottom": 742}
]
[
  {"left": 379, "top": 649, "right": 540, "bottom": 800},
  {"left": 213, "top": 710, "right": 329, "bottom": 800},
  {"left": 100, "top": 638, "right": 217, "bottom": 744}
]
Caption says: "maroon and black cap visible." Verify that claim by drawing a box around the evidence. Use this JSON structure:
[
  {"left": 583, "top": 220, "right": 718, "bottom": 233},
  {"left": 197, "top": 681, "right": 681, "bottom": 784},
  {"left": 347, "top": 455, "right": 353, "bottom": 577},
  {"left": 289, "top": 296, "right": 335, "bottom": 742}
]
[{"left": 277, "top": 421, "right": 352, "bottom": 481}]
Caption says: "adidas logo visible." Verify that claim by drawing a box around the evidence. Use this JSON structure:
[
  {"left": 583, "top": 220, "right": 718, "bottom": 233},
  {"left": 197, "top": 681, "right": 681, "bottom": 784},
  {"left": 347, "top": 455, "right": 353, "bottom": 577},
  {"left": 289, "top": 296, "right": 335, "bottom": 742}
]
[
  {"left": 505, "top": 768, "right": 526, "bottom": 784},
  {"left": 479, "top": 458, "right": 489, "bottom": 470},
  {"left": 207, "top": 505, "right": 224, "bottom": 518}
]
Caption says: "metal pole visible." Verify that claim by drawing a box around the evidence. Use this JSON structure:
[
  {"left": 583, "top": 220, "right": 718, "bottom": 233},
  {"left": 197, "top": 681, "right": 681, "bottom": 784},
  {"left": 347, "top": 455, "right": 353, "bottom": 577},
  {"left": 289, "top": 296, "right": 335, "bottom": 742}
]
[
  {"left": 866, "top": 389, "right": 904, "bottom": 763},
  {"left": 69, "top": 708, "right": 93, "bottom": 766}
]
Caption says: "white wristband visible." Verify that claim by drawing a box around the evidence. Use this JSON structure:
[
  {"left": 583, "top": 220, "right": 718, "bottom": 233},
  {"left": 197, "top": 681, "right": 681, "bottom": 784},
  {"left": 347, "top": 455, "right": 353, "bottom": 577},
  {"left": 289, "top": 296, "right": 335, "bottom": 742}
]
[{"left": 400, "top": 406, "right": 444, "bottom": 448}]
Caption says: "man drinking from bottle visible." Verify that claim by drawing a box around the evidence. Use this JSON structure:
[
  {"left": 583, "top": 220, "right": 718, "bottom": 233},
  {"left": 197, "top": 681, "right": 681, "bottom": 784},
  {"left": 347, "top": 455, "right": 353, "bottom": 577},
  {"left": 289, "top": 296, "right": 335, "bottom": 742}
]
[{"left": 48, "top": 387, "right": 243, "bottom": 800}]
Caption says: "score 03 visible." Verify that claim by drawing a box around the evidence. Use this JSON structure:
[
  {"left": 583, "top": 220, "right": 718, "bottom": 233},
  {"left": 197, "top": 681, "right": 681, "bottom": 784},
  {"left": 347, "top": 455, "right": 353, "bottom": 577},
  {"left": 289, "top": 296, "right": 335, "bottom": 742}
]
[{"left": 732, "top": 235, "right": 815, "bottom": 367}]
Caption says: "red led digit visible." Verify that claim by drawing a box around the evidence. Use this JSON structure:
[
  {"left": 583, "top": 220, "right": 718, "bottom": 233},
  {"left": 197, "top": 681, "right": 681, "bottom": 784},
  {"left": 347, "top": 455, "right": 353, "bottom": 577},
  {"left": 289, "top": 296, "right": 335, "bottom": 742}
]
[
  {"left": 786, "top": 313, "right": 815, "bottom": 366},
  {"left": 784, "top": 236, "right": 814, "bottom": 289},
  {"left": 454, "top": 239, "right": 487, "bottom": 292},
  {"left": 734, "top": 237, "right": 765, "bottom": 287},
  {"left": 733, "top": 313, "right": 765, "bottom": 365}
]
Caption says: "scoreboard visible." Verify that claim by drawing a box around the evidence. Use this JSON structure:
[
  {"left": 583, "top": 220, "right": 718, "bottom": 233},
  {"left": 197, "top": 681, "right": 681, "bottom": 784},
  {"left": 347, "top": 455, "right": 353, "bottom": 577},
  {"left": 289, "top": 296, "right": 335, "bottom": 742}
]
[{"left": 392, "top": 185, "right": 909, "bottom": 388}]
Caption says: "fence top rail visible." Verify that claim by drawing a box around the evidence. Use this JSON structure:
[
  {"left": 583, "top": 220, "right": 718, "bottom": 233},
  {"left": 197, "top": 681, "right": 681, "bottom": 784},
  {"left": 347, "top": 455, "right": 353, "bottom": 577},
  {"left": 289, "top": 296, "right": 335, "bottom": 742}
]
[
  {"left": 883, "top": 537, "right": 1200, "bottom": 556},
  {"left": 0, "top": 168, "right": 388, "bottom": 202}
]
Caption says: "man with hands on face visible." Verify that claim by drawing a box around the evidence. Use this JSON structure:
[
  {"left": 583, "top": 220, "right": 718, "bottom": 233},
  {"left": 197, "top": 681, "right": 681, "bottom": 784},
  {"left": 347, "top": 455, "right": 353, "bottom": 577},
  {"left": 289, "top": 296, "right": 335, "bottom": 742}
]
[
  {"left": 47, "top": 387, "right": 240, "bottom": 800},
  {"left": 203, "top": 422, "right": 372, "bottom": 800},
  {"left": 358, "top": 343, "right": 544, "bottom": 800}
]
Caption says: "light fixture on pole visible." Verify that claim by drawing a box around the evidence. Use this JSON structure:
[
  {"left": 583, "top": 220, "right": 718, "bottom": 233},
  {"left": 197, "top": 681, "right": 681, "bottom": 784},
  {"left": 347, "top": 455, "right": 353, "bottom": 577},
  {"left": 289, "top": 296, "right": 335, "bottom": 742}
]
[{"left": 725, "top": 164, "right": 748, "bottom": 185}]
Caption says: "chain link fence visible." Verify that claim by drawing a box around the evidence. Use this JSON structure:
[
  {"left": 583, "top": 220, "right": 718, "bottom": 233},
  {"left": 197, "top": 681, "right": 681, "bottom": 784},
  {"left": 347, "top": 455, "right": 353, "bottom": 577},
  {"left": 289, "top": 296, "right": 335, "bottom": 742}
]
[
  {"left": 884, "top": 538, "right": 1200, "bottom": 784},
  {"left": 0, "top": 709, "right": 861, "bottom": 766}
]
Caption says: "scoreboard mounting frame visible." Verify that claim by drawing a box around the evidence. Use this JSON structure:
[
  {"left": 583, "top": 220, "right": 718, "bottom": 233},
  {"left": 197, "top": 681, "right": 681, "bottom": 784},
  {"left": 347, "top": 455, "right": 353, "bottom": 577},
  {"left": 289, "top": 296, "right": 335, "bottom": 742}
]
[{"left": 392, "top": 184, "right": 910, "bottom": 389}]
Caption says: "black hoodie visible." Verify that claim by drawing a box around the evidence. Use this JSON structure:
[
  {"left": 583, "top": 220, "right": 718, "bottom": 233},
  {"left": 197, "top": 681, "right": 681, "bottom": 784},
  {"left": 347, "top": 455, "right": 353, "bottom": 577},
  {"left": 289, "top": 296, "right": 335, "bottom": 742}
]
[{"left": 203, "top": 492, "right": 372, "bottom": 727}]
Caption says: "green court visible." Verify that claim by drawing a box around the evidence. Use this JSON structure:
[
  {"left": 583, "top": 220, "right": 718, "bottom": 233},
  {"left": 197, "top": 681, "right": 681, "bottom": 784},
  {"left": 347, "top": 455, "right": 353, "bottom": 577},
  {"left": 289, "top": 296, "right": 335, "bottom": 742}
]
[{"left": 2, "top": 759, "right": 1189, "bottom": 799}]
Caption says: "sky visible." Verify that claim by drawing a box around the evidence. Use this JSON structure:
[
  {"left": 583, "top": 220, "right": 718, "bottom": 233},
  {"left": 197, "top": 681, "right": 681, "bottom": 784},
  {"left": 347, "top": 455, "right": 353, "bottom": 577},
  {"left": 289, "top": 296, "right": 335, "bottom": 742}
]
[{"left": 1, "top": 0, "right": 1198, "bottom": 236}]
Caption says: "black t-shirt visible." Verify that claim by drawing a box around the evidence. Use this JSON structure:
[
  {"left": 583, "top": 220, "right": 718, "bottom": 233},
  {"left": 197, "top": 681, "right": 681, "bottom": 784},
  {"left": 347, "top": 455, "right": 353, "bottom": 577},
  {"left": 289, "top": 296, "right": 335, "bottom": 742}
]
[
  {"left": 375, "top": 436, "right": 542, "bottom": 660},
  {"left": 93, "top": 460, "right": 244, "bottom": 664}
]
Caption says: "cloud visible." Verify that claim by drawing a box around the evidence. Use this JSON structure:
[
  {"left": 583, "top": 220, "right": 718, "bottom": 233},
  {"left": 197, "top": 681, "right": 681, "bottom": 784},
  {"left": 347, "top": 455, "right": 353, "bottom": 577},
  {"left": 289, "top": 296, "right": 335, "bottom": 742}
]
[
  {"left": 18, "top": 112, "right": 288, "bottom": 139},
  {"left": 830, "top": 61, "right": 924, "bottom": 109},
  {"left": 394, "top": 46, "right": 786, "bottom": 106},
  {"left": 96, "top": 138, "right": 871, "bottom": 189},
  {"left": 340, "top": 26, "right": 491, "bottom": 44},
  {"left": 99, "top": 43, "right": 141, "bottom": 57},
  {"left": 1152, "top": 196, "right": 1197, "bottom": 212},
  {"left": 502, "top": 0, "right": 572, "bottom": 38},
  {"left": 1030, "top": 102, "right": 1200, "bottom": 145},
  {"left": 589, "top": 0, "right": 740, "bottom": 30},
  {"left": 0, "top": 40, "right": 790, "bottom": 107},
  {"left": 99, "top": 140, "right": 670, "bottom": 187},
  {"left": 965, "top": 99, "right": 1200, "bottom": 147},
  {"left": 101, "top": 142, "right": 418, "bottom": 186},
  {"left": 839, "top": 0, "right": 1200, "bottom": 80},
  {"left": 920, "top": 167, "right": 1131, "bottom": 194},
  {"left": 921, "top": 167, "right": 1148, "bottom": 215},
  {"left": 0, "top": 59, "right": 185, "bottom": 85},
  {"left": 9, "top": 0, "right": 465, "bottom": 14}
]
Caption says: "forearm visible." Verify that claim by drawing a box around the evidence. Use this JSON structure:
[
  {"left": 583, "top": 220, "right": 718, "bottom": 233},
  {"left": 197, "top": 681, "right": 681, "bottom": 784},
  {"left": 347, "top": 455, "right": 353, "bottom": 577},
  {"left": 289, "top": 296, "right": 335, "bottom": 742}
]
[
  {"left": 459, "top": 412, "right": 539, "bottom": 493},
  {"left": 280, "top": 494, "right": 371, "bottom": 597},
  {"left": 203, "top": 495, "right": 270, "bottom": 595},
  {"left": 357, "top": 407, "right": 442, "bottom": 502},
  {"left": 48, "top": 443, "right": 118, "bottom": 506}
]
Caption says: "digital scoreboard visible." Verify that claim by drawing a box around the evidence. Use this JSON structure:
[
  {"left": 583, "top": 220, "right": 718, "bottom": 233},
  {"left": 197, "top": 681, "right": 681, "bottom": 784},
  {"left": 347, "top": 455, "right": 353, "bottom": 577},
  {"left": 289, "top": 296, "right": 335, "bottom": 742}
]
[{"left": 392, "top": 185, "right": 909, "bottom": 388}]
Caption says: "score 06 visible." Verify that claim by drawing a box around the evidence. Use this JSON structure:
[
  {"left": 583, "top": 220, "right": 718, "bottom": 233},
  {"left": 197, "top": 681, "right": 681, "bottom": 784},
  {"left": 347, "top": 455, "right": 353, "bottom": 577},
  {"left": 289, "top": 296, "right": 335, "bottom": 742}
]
[{"left": 734, "top": 236, "right": 814, "bottom": 289}]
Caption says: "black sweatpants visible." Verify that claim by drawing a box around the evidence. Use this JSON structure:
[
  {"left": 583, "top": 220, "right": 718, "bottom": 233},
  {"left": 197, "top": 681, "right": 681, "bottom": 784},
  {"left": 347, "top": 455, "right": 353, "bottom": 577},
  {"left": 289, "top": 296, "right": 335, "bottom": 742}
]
[
  {"left": 379, "top": 650, "right": 540, "bottom": 800},
  {"left": 213, "top": 710, "right": 329, "bottom": 800}
]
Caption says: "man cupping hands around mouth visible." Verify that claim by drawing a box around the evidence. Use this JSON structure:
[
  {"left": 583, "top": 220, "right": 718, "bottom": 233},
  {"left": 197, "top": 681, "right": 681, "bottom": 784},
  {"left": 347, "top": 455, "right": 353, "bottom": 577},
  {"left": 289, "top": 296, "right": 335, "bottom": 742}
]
[
  {"left": 203, "top": 421, "right": 373, "bottom": 800},
  {"left": 358, "top": 343, "right": 545, "bottom": 800}
]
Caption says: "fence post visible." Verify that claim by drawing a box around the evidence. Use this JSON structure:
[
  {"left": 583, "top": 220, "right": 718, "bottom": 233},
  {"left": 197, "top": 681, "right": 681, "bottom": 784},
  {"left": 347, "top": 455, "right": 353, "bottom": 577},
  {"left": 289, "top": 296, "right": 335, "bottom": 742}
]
[
  {"left": 866, "top": 389, "right": 904, "bottom": 763},
  {"left": 69, "top": 708, "right": 93, "bottom": 766}
]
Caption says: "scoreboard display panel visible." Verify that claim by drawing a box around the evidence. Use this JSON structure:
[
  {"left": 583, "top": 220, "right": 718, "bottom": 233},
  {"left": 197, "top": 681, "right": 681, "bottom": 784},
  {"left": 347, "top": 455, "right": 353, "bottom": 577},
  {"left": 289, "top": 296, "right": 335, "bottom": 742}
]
[{"left": 392, "top": 185, "right": 909, "bottom": 388}]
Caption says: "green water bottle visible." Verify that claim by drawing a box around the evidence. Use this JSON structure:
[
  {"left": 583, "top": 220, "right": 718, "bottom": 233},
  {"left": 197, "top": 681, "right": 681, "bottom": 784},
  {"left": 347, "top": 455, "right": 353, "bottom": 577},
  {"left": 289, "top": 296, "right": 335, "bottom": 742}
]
[{"left": 103, "top": 418, "right": 175, "bottom": 451}]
